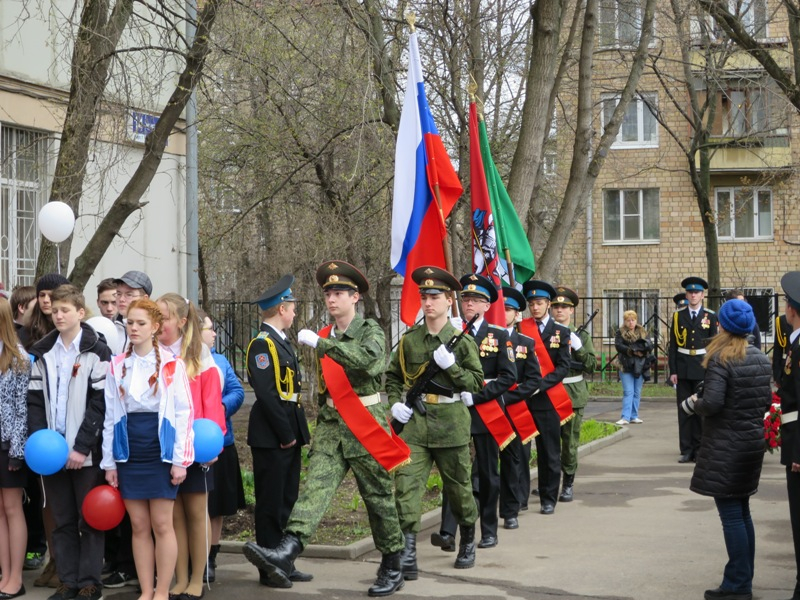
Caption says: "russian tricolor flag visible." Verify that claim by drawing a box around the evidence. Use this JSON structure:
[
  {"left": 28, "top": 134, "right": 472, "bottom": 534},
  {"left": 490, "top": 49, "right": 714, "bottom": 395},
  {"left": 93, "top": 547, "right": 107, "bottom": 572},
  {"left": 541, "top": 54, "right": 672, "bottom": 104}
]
[{"left": 390, "top": 31, "right": 463, "bottom": 326}]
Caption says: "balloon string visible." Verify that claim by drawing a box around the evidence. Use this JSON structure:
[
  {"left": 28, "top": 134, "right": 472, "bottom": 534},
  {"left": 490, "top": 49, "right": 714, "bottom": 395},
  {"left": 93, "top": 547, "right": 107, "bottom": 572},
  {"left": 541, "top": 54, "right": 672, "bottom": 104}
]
[
  {"left": 203, "top": 464, "right": 210, "bottom": 592},
  {"left": 40, "top": 475, "right": 47, "bottom": 508}
]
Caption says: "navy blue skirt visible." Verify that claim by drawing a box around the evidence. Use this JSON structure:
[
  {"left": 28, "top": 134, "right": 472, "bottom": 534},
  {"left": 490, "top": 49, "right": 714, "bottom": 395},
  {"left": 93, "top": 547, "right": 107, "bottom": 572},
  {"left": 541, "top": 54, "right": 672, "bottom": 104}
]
[{"left": 117, "top": 412, "right": 178, "bottom": 500}]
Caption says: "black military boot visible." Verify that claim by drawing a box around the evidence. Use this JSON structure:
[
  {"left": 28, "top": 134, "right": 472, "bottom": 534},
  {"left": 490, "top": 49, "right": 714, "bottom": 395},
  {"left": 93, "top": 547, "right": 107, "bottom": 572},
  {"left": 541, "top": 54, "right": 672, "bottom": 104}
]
[
  {"left": 243, "top": 534, "right": 302, "bottom": 588},
  {"left": 368, "top": 552, "right": 404, "bottom": 597},
  {"left": 559, "top": 472, "right": 575, "bottom": 503},
  {"left": 454, "top": 524, "right": 476, "bottom": 569},
  {"left": 203, "top": 543, "right": 220, "bottom": 583},
  {"left": 399, "top": 532, "right": 418, "bottom": 580}
]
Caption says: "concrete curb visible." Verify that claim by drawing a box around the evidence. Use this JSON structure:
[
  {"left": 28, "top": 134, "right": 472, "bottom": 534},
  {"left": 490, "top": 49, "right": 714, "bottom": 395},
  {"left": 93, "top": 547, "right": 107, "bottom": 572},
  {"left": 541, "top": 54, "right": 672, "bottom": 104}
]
[{"left": 220, "top": 424, "right": 631, "bottom": 560}]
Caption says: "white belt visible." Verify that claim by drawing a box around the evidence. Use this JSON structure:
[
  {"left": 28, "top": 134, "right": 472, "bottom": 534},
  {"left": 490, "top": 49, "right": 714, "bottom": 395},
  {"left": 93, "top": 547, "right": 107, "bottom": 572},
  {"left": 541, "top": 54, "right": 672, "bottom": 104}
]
[
  {"left": 677, "top": 348, "right": 707, "bottom": 356},
  {"left": 784, "top": 411, "right": 798, "bottom": 425},
  {"left": 484, "top": 378, "right": 496, "bottom": 384},
  {"left": 282, "top": 394, "right": 299, "bottom": 403},
  {"left": 562, "top": 375, "right": 584, "bottom": 384},
  {"left": 422, "top": 394, "right": 458, "bottom": 404},
  {"left": 326, "top": 393, "right": 381, "bottom": 410}
]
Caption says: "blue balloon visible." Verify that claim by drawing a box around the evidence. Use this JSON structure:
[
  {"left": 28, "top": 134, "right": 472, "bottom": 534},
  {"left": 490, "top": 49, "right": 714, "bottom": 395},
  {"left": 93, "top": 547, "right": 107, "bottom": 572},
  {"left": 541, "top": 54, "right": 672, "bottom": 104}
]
[
  {"left": 24, "top": 430, "right": 69, "bottom": 475},
  {"left": 192, "top": 418, "right": 224, "bottom": 464}
]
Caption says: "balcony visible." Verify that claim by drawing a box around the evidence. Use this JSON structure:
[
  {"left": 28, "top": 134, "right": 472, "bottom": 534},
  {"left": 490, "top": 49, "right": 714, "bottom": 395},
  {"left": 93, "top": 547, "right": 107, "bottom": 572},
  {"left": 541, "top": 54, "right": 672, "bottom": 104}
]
[{"left": 696, "top": 136, "right": 792, "bottom": 172}]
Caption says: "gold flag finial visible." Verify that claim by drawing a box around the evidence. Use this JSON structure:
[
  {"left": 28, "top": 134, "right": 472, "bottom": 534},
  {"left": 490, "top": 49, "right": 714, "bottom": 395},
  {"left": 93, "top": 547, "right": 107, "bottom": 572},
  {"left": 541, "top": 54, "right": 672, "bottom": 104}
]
[
  {"left": 468, "top": 75, "right": 477, "bottom": 101},
  {"left": 406, "top": 12, "right": 416, "bottom": 32}
]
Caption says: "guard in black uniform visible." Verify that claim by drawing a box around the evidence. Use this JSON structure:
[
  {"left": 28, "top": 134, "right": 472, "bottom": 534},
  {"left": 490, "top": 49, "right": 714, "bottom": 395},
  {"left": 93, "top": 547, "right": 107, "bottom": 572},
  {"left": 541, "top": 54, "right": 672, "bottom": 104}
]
[
  {"left": 775, "top": 312, "right": 794, "bottom": 387},
  {"left": 673, "top": 292, "right": 688, "bottom": 308},
  {"left": 668, "top": 276, "right": 718, "bottom": 463},
  {"left": 522, "top": 279, "right": 571, "bottom": 514},
  {"left": 246, "top": 275, "right": 311, "bottom": 587},
  {"left": 435, "top": 273, "right": 516, "bottom": 550},
  {"left": 779, "top": 272, "right": 800, "bottom": 600},
  {"left": 499, "top": 287, "right": 541, "bottom": 528}
]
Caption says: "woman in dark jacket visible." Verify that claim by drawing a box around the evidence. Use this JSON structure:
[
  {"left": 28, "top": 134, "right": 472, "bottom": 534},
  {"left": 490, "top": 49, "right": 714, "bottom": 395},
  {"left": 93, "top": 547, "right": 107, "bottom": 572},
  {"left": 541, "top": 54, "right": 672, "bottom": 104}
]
[
  {"left": 683, "top": 299, "right": 771, "bottom": 600},
  {"left": 614, "top": 310, "right": 653, "bottom": 425}
]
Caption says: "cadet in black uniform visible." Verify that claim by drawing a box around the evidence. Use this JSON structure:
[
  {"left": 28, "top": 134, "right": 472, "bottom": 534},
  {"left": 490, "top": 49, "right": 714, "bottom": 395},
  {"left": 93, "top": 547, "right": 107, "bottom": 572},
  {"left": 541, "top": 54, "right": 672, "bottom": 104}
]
[
  {"left": 521, "top": 279, "right": 571, "bottom": 514},
  {"left": 499, "top": 287, "right": 541, "bottom": 528},
  {"left": 775, "top": 312, "right": 794, "bottom": 387},
  {"left": 435, "top": 273, "right": 516, "bottom": 550},
  {"left": 246, "top": 275, "right": 311, "bottom": 587},
  {"left": 669, "top": 276, "right": 718, "bottom": 463},
  {"left": 779, "top": 271, "right": 800, "bottom": 600}
]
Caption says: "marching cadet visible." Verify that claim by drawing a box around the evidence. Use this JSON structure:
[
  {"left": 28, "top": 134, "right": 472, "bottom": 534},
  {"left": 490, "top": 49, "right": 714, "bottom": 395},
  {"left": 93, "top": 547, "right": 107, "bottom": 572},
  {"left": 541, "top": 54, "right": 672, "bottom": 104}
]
[
  {"left": 669, "top": 276, "right": 718, "bottom": 464},
  {"left": 521, "top": 279, "right": 571, "bottom": 515},
  {"left": 244, "top": 261, "right": 406, "bottom": 597},
  {"left": 778, "top": 271, "right": 800, "bottom": 600},
  {"left": 550, "top": 286, "right": 595, "bottom": 503},
  {"left": 499, "top": 287, "right": 541, "bottom": 527},
  {"left": 674, "top": 292, "right": 688, "bottom": 308},
  {"left": 434, "top": 273, "right": 516, "bottom": 550},
  {"left": 245, "top": 275, "right": 311, "bottom": 588},
  {"left": 386, "top": 266, "right": 484, "bottom": 577},
  {"left": 774, "top": 308, "right": 794, "bottom": 387}
]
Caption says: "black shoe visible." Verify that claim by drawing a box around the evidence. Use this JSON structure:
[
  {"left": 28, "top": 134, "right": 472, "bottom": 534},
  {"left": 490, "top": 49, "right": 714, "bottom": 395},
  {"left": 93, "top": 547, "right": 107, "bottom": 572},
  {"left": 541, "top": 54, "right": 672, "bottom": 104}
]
[
  {"left": 678, "top": 452, "right": 693, "bottom": 463},
  {"left": 430, "top": 531, "right": 456, "bottom": 552},
  {"left": 368, "top": 552, "right": 404, "bottom": 597},
  {"left": 243, "top": 536, "right": 301, "bottom": 589},
  {"left": 454, "top": 525, "right": 476, "bottom": 569},
  {"left": 289, "top": 568, "right": 313, "bottom": 583},
  {"left": 530, "top": 487, "right": 540, "bottom": 496},
  {"left": 399, "top": 533, "right": 418, "bottom": 581},
  {"left": 520, "top": 504, "right": 529, "bottom": 511},
  {"left": 540, "top": 503, "right": 555, "bottom": 515},
  {"left": 703, "top": 587, "right": 752, "bottom": 600},
  {"left": 560, "top": 473, "right": 575, "bottom": 503},
  {"left": 101, "top": 571, "right": 138, "bottom": 589},
  {"left": 203, "top": 544, "right": 220, "bottom": 584},
  {"left": 503, "top": 517, "right": 519, "bottom": 530},
  {"left": 477, "top": 535, "right": 497, "bottom": 548},
  {"left": 258, "top": 569, "right": 291, "bottom": 589},
  {"left": 47, "top": 586, "right": 79, "bottom": 600},
  {"left": 0, "top": 585, "right": 26, "bottom": 599}
]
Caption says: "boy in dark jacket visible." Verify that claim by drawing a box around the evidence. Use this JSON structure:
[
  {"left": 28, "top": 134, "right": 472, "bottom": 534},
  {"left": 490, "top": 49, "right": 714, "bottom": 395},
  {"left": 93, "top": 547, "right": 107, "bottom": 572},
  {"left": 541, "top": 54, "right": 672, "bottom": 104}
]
[{"left": 28, "top": 285, "right": 111, "bottom": 600}]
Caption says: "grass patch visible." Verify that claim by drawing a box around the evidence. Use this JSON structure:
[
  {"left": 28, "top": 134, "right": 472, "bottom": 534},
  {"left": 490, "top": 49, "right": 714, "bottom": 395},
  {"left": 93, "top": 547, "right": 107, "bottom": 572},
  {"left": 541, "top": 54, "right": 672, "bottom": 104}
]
[{"left": 588, "top": 381, "right": 674, "bottom": 398}]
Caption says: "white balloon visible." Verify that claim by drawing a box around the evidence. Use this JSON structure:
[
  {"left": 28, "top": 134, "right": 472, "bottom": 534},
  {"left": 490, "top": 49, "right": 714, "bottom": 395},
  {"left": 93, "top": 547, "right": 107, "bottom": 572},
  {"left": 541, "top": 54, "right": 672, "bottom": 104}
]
[
  {"left": 85, "top": 317, "right": 119, "bottom": 355},
  {"left": 38, "top": 202, "right": 75, "bottom": 243}
]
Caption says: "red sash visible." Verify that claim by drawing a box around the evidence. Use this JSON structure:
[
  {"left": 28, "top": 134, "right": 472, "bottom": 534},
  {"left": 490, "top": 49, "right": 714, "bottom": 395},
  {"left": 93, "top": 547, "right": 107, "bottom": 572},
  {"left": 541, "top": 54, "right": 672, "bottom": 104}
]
[
  {"left": 475, "top": 397, "right": 516, "bottom": 450},
  {"left": 519, "top": 319, "right": 574, "bottom": 425},
  {"left": 318, "top": 326, "right": 411, "bottom": 472},
  {"left": 505, "top": 383, "right": 539, "bottom": 444}
]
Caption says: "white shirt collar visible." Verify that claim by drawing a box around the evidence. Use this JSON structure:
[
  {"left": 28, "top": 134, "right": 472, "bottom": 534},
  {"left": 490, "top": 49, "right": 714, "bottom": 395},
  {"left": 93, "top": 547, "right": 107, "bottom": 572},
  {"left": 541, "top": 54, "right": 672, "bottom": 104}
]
[
  {"left": 56, "top": 329, "right": 83, "bottom": 353},
  {"left": 471, "top": 317, "right": 485, "bottom": 333},
  {"left": 790, "top": 328, "right": 800, "bottom": 344},
  {"left": 264, "top": 322, "right": 286, "bottom": 340}
]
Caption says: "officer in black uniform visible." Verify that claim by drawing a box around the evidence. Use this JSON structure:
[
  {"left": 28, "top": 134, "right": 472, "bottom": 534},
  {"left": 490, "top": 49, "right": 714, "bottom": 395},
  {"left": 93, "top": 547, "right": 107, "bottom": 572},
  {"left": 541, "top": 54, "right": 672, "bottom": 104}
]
[
  {"left": 435, "top": 273, "right": 516, "bottom": 550},
  {"left": 499, "top": 287, "right": 541, "bottom": 528},
  {"left": 775, "top": 311, "right": 794, "bottom": 387},
  {"left": 674, "top": 292, "right": 688, "bottom": 308},
  {"left": 779, "top": 271, "right": 800, "bottom": 600},
  {"left": 522, "top": 279, "right": 571, "bottom": 515},
  {"left": 668, "top": 276, "right": 718, "bottom": 463},
  {"left": 246, "top": 275, "right": 311, "bottom": 587}
]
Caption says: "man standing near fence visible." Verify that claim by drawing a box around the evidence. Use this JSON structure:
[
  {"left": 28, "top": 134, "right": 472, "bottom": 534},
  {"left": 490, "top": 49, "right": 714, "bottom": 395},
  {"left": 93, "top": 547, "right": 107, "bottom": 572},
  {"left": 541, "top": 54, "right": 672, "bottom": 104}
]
[{"left": 668, "top": 276, "right": 718, "bottom": 463}]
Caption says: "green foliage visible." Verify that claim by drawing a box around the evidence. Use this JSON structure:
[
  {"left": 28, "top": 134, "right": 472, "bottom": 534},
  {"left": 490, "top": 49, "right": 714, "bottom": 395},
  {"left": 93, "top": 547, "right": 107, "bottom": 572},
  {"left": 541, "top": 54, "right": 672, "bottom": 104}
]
[
  {"left": 588, "top": 382, "right": 672, "bottom": 397},
  {"left": 426, "top": 472, "right": 443, "bottom": 492},
  {"left": 241, "top": 468, "right": 255, "bottom": 506}
]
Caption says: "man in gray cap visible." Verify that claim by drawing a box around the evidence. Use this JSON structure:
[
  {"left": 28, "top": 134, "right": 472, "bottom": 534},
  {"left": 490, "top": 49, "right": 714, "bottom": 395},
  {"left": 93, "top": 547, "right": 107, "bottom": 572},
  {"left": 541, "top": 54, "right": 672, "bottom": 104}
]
[{"left": 109, "top": 271, "right": 153, "bottom": 355}]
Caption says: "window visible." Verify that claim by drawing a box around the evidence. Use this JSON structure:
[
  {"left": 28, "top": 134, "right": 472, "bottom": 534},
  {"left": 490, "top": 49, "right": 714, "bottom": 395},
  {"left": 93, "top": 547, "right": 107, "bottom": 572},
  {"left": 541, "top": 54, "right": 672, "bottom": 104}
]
[
  {"left": 715, "top": 187, "right": 772, "bottom": 240},
  {"left": 604, "top": 289, "right": 659, "bottom": 338},
  {"left": 599, "top": 0, "right": 654, "bottom": 47},
  {"left": 0, "top": 125, "right": 50, "bottom": 286},
  {"left": 728, "top": 0, "right": 767, "bottom": 38},
  {"left": 721, "top": 288, "right": 773, "bottom": 336},
  {"left": 602, "top": 94, "right": 658, "bottom": 148},
  {"left": 603, "top": 188, "right": 660, "bottom": 242},
  {"left": 703, "top": 77, "right": 788, "bottom": 140}
]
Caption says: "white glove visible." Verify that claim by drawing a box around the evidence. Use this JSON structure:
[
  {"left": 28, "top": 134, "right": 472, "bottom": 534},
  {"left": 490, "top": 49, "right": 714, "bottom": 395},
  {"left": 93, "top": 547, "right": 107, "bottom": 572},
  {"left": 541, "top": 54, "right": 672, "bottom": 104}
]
[
  {"left": 569, "top": 332, "right": 583, "bottom": 351},
  {"left": 391, "top": 402, "right": 414, "bottom": 424},
  {"left": 433, "top": 344, "right": 456, "bottom": 370},
  {"left": 298, "top": 329, "right": 319, "bottom": 348},
  {"left": 450, "top": 316, "right": 465, "bottom": 330},
  {"left": 460, "top": 391, "right": 474, "bottom": 407}
]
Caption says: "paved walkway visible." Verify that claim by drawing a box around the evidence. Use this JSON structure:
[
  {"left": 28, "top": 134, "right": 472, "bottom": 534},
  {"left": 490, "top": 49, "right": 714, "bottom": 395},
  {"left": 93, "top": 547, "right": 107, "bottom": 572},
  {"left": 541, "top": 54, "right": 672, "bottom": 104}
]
[{"left": 20, "top": 400, "right": 798, "bottom": 599}]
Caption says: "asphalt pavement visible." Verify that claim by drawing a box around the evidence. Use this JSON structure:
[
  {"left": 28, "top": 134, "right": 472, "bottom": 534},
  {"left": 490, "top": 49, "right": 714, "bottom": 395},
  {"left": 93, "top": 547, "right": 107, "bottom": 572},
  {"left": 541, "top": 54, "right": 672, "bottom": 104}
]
[{"left": 20, "top": 398, "right": 798, "bottom": 600}]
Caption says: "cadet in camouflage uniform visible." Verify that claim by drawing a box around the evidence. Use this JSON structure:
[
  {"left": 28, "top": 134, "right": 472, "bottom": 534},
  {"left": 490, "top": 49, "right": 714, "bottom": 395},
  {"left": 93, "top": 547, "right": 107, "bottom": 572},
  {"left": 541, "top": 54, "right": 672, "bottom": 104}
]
[
  {"left": 244, "top": 261, "right": 405, "bottom": 598},
  {"left": 386, "top": 266, "right": 484, "bottom": 577},
  {"left": 550, "top": 286, "right": 595, "bottom": 502}
]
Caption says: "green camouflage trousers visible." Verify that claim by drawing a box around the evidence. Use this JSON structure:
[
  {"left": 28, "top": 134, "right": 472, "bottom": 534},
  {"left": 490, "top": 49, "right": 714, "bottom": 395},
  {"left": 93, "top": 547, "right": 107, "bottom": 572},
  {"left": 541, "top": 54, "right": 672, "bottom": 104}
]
[
  {"left": 394, "top": 442, "right": 477, "bottom": 534},
  {"left": 285, "top": 440, "right": 404, "bottom": 555},
  {"left": 560, "top": 405, "right": 585, "bottom": 475}
]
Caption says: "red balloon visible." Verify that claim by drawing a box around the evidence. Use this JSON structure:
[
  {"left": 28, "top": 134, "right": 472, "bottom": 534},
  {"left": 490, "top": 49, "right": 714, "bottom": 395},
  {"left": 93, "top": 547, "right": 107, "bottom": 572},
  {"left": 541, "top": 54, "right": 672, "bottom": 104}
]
[{"left": 82, "top": 485, "right": 126, "bottom": 531}]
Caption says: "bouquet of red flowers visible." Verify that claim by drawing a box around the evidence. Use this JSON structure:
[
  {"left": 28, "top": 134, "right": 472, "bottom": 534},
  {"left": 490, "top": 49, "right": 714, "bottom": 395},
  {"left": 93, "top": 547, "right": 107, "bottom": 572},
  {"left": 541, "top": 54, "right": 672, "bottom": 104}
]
[{"left": 765, "top": 392, "right": 782, "bottom": 453}]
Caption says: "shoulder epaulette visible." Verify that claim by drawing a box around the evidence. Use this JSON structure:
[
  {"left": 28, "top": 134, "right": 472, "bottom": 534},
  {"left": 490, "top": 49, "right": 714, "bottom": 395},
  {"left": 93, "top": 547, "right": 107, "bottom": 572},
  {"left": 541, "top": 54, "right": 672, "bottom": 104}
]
[
  {"left": 677, "top": 306, "right": 687, "bottom": 312},
  {"left": 487, "top": 323, "right": 505, "bottom": 331},
  {"left": 256, "top": 331, "right": 270, "bottom": 340},
  {"left": 516, "top": 332, "right": 534, "bottom": 343},
  {"left": 704, "top": 308, "right": 716, "bottom": 314}
]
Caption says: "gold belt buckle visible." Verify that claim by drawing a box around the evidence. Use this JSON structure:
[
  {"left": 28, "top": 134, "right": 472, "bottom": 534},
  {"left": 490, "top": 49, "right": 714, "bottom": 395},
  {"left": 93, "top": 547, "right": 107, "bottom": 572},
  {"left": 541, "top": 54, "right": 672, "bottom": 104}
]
[
  {"left": 689, "top": 349, "right": 697, "bottom": 356},
  {"left": 425, "top": 393, "right": 439, "bottom": 404}
]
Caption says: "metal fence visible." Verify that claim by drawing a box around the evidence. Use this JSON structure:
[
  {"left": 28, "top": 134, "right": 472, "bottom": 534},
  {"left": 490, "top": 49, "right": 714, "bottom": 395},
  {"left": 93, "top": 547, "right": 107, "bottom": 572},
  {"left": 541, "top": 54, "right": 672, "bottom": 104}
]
[{"left": 207, "top": 293, "right": 785, "bottom": 385}]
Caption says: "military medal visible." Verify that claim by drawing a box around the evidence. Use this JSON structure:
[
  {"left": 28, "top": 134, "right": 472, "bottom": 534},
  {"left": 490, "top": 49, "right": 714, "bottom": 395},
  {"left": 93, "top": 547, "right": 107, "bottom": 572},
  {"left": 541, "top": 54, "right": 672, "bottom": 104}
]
[
  {"left": 550, "top": 330, "right": 561, "bottom": 348},
  {"left": 701, "top": 316, "right": 710, "bottom": 329},
  {"left": 516, "top": 345, "right": 527, "bottom": 359},
  {"left": 786, "top": 350, "right": 793, "bottom": 376}
]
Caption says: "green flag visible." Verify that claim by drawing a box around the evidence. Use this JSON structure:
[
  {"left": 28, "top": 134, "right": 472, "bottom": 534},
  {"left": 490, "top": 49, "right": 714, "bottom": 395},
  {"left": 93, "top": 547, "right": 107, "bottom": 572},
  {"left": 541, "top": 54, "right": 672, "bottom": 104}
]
[{"left": 478, "top": 118, "right": 536, "bottom": 284}]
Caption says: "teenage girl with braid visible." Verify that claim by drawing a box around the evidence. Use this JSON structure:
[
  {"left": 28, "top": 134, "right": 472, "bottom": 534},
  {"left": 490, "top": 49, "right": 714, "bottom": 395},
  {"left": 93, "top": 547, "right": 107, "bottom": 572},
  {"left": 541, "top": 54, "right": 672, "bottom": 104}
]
[
  {"left": 102, "top": 299, "right": 194, "bottom": 600},
  {"left": 157, "top": 294, "right": 225, "bottom": 600}
]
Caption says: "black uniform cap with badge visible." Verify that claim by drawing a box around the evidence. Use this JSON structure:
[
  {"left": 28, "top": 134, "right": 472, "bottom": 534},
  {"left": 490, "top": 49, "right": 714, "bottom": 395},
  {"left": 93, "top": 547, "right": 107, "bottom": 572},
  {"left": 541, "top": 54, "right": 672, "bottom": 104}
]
[
  {"left": 459, "top": 273, "right": 499, "bottom": 303},
  {"left": 782, "top": 271, "right": 800, "bottom": 312},
  {"left": 673, "top": 292, "right": 688, "bottom": 307},
  {"left": 253, "top": 274, "right": 297, "bottom": 311},
  {"left": 682, "top": 276, "right": 709, "bottom": 293},
  {"left": 522, "top": 279, "right": 557, "bottom": 303},
  {"left": 501, "top": 286, "right": 526, "bottom": 312},
  {"left": 315, "top": 260, "right": 369, "bottom": 294},
  {"left": 412, "top": 266, "right": 462, "bottom": 294},
  {"left": 551, "top": 286, "right": 579, "bottom": 308}
]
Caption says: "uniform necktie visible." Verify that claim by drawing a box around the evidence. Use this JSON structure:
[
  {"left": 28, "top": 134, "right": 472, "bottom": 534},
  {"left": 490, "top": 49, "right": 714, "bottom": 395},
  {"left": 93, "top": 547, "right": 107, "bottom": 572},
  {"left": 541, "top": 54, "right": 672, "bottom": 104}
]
[
  {"left": 537, "top": 320, "right": 544, "bottom": 333},
  {"left": 470, "top": 325, "right": 477, "bottom": 337},
  {"left": 691, "top": 311, "right": 697, "bottom": 320}
]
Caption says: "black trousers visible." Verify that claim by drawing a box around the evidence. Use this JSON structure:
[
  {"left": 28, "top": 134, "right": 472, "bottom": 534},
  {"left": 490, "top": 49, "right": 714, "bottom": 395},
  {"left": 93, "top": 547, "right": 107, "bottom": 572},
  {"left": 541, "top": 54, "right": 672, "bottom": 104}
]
[
  {"left": 103, "top": 514, "right": 136, "bottom": 576},
  {"left": 251, "top": 446, "right": 302, "bottom": 548},
  {"left": 499, "top": 435, "right": 524, "bottom": 518},
  {"left": 519, "top": 441, "right": 532, "bottom": 509},
  {"left": 532, "top": 406, "right": 561, "bottom": 506},
  {"left": 787, "top": 466, "right": 800, "bottom": 598},
  {"left": 676, "top": 378, "right": 703, "bottom": 456},
  {"left": 440, "top": 433, "right": 499, "bottom": 539},
  {"left": 23, "top": 469, "right": 47, "bottom": 555}
]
